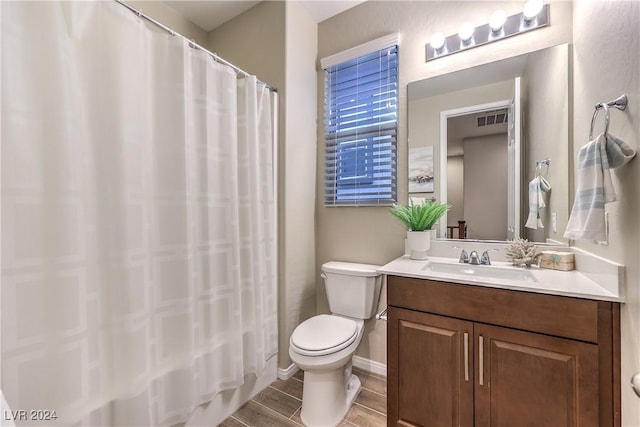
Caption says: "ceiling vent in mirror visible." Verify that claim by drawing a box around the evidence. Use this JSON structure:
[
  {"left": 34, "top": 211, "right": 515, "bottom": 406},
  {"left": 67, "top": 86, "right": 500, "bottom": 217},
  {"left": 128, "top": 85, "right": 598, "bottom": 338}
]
[{"left": 476, "top": 109, "right": 508, "bottom": 127}]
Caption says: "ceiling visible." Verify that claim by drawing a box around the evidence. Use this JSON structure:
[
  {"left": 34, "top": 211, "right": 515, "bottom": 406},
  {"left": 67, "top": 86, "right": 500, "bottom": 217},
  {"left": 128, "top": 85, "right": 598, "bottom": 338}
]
[{"left": 164, "top": 0, "right": 367, "bottom": 32}]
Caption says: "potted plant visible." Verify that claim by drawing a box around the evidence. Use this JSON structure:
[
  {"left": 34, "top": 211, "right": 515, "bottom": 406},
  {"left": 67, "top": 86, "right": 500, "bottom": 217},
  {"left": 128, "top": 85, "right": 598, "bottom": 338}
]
[{"left": 389, "top": 200, "right": 450, "bottom": 260}]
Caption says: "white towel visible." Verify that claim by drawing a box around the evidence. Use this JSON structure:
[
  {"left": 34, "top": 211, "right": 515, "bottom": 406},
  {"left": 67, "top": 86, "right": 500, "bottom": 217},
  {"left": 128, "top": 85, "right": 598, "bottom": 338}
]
[
  {"left": 525, "top": 176, "right": 551, "bottom": 229},
  {"left": 564, "top": 133, "right": 616, "bottom": 241},
  {"left": 564, "top": 132, "right": 636, "bottom": 241},
  {"left": 606, "top": 133, "right": 636, "bottom": 167}
]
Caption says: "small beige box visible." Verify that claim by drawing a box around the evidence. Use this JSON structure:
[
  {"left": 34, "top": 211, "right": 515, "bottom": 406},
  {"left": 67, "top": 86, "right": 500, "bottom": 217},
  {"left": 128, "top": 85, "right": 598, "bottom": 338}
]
[
  {"left": 554, "top": 261, "right": 575, "bottom": 271},
  {"left": 539, "top": 251, "right": 557, "bottom": 270},
  {"left": 539, "top": 251, "right": 575, "bottom": 271}
]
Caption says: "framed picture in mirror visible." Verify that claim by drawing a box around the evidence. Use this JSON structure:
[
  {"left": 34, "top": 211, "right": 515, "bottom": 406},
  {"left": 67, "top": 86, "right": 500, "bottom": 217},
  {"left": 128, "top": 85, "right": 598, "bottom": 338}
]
[{"left": 409, "top": 146, "right": 434, "bottom": 193}]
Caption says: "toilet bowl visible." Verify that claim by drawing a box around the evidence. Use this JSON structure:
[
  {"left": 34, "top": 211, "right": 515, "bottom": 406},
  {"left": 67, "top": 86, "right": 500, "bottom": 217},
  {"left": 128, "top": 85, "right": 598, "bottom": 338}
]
[
  {"left": 289, "top": 315, "right": 365, "bottom": 426},
  {"left": 288, "top": 262, "right": 382, "bottom": 427}
]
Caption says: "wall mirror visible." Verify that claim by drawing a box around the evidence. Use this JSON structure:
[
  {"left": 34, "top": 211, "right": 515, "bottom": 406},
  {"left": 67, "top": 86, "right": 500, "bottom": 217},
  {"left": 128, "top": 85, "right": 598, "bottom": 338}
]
[{"left": 408, "top": 44, "right": 571, "bottom": 243}]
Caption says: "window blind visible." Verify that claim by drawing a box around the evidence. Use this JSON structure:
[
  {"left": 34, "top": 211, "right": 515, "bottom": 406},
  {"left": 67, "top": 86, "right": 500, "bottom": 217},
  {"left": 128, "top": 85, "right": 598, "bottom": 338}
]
[{"left": 324, "top": 45, "right": 398, "bottom": 206}]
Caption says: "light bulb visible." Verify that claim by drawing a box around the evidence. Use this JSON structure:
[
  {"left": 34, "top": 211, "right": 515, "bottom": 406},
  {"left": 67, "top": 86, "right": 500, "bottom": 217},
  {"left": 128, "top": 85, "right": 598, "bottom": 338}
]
[
  {"left": 489, "top": 10, "right": 507, "bottom": 33},
  {"left": 523, "top": 0, "right": 544, "bottom": 22},
  {"left": 458, "top": 22, "right": 474, "bottom": 43},
  {"left": 430, "top": 32, "right": 446, "bottom": 51}
]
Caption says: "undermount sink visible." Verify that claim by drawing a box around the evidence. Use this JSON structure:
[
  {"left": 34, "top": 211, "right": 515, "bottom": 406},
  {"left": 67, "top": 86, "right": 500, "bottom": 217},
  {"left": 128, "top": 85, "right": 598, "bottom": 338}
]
[{"left": 421, "top": 261, "right": 538, "bottom": 282}]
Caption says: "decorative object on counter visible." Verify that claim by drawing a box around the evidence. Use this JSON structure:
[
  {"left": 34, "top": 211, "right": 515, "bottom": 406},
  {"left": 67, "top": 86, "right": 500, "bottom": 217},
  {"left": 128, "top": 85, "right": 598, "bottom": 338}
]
[
  {"left": 389, "top": 200, "right": 450, "bottom": 260},
  {"left": 540, "top": 250, "right": 575, "bottom": 271},
  {"left": 505, "top": 238, "right": 540, "bottom": 267},
  {"left": 565, "top": 94, "right": 635, "bottom": 242},
  {"left": 524, "top": 160, "right": 551, "bottom": 230}
]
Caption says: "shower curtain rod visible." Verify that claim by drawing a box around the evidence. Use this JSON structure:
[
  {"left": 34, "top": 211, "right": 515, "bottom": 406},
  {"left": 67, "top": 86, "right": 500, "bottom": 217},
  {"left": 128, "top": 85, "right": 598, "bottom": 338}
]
[{"left": 114, "top": 0, "right": 277, "bottom": 93}]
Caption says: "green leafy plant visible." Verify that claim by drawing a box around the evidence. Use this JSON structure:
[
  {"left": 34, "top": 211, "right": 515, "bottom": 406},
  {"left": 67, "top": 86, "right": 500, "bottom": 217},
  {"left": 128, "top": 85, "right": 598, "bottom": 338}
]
[{"left": 389, "top": 200, "right": 451, "bottom": 232}]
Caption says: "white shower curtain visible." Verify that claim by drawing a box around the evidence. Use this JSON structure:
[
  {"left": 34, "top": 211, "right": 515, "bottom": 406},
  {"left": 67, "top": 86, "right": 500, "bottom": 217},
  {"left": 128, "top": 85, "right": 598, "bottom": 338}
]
[{"left": 1, "top": 2, "right": 277, "bottom": 426}]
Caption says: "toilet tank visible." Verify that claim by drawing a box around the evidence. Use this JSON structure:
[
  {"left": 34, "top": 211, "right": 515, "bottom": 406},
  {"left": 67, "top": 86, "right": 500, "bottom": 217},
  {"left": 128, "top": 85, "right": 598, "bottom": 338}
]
[{"left": 322, "top": 261, "right": 383, "bottom": 319}]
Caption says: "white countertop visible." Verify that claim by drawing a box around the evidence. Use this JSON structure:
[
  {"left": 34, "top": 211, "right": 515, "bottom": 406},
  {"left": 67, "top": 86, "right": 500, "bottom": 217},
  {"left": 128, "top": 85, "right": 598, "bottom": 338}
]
[{"left": 378, "top": 255, "right": 624, "bottom": 303}]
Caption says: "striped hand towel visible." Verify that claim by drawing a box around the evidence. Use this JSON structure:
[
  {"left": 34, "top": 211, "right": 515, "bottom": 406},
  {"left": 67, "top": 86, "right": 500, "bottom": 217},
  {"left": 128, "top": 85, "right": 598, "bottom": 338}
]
[
  {"left": 525, "top": 176, "right": 551, "bottom": 229},
  {"left": 606, "top": 134, "right": 636, "bottom": 167},
  {"left": 564, "top": 133, "right": 615, "bottom": 241}
]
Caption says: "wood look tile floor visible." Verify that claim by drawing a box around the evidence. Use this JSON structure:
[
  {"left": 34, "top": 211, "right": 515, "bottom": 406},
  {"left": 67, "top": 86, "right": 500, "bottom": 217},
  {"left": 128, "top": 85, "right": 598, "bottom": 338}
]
[{"left": 219, "top": 368, "right": 387, "bottom": 427}]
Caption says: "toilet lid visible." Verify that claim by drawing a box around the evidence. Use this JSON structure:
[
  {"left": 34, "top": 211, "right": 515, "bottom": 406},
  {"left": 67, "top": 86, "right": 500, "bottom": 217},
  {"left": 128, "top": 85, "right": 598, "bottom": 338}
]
[{"left": 291, "top": 314, "right": 358, "bottom": 356}]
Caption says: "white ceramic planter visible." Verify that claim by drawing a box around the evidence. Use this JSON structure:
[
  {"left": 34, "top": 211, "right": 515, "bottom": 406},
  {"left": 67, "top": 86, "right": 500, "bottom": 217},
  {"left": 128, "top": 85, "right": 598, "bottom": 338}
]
[{"left": 407, "top": 230, "right": 431, "bottom": 260}]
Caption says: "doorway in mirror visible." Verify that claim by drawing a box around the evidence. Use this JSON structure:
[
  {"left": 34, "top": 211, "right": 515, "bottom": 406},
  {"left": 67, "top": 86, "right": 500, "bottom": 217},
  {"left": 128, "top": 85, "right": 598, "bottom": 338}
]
[{"left": 440, "top": 95, "right": 517, "bottom": 241}]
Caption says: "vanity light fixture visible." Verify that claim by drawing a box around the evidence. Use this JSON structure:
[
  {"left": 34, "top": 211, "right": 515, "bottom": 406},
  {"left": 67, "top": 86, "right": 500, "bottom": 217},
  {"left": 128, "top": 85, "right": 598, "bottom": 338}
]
[
  {"left": 458, "top": 22, "right": 475, "bottom": 45},
  {"left": 489, "top": 10, "right": 507, "bottom": 33},
  {"left": 426, "top": 2, "right": 549, "bottom": 62},
  {"left": 523, "top": 0, "right": 544, "bottom": 23},
  {"left": 430, "top": 32, "right": 446, "bottom": 52}
]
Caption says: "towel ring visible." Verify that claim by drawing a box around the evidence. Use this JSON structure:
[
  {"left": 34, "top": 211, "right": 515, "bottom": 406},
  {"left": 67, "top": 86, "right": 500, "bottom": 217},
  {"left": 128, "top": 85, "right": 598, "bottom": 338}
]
[
  {"left": 589, "top": 102, "right": 610, "bottom": 140},
  {"left": 535, "top": 159, "right": 550, "bottom": 177}
]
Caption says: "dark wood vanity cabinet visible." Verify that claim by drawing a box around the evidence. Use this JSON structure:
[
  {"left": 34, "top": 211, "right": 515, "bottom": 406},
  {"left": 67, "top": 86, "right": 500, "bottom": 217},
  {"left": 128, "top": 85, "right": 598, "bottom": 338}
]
[{"left": 387, "top": 275, "right": 621, "bottom": 427}]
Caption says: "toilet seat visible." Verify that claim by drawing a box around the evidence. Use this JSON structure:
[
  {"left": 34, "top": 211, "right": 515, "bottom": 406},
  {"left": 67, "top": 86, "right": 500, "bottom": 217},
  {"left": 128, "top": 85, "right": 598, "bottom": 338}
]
[{"left": 290, "top": 314, "right": 358, "bottom": 357}]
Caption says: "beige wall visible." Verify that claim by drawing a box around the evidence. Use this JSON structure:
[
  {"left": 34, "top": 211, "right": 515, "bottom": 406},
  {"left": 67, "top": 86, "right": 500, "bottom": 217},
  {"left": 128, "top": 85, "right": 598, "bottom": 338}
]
[
  {"left": 317, "top": 0, "right": 572, "bottom": 364},
  {"left": 463, "top": 134, "right": 508, "bottom": 240},
  {"left": 571, "top": 1, "right": 640, "bottom": 425},
  {"left": 208, "top": 1, "right": 318, "bottom": 370},
  {"left": 282, "top": 1, "right": 318, "bottom": 370},
  {"left": 522, "top": 44, "right": 570, "bottom": 243},
  {"left": 127, "top": 1, "right": 208, "bottom": 45},
  {"left": 208, "top": 2, "right": 285, "bottom": 97}
]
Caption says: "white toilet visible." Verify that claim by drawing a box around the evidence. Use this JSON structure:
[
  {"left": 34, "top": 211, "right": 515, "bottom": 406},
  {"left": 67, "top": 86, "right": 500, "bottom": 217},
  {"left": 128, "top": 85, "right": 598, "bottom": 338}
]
[{"left": 289, "top": 261, "right": 383, "bottom": 427}]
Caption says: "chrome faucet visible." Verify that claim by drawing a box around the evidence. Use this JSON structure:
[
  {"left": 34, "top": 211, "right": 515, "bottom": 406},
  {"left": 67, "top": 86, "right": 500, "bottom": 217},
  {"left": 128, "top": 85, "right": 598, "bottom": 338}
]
[
  {"left": 455, "top": 247, "right": 496, "bottom": 265},
  {"left": 453, "top": 246, "right": 469, "bottom": 263}
]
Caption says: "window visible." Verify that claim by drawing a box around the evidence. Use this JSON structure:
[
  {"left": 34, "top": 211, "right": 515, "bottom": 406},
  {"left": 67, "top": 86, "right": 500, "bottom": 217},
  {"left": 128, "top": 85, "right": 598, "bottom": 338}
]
[{"left": 323, "top": 37, "right": 398, "bottom": 206}]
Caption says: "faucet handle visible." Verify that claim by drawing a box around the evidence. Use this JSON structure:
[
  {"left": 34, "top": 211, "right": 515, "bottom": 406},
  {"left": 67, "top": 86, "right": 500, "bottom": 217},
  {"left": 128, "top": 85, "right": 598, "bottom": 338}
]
[
  {"left": 480, "top": 249, "right": 499, "bottom": 265},
  {"left": 453, "top": 246, "right": 469, "bottom": 263}
]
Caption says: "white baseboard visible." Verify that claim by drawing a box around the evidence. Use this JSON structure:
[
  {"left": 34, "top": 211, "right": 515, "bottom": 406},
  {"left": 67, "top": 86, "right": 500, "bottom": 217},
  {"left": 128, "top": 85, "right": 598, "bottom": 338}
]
[
  {"left": 353, "top": 355, "right": 387, "bottom": 377},
  {"left": 277, "top": 363, "right": 299, "bottom": 380}
]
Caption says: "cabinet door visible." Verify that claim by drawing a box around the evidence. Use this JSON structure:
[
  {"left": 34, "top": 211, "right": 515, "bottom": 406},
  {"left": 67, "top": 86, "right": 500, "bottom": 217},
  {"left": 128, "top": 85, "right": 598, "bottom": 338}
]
[
  {"left": 475, "top": 323, "right": 599, "bottom": 427},
  {"left": 388, "top": 307, "right": 473, "bottom": 427}
]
